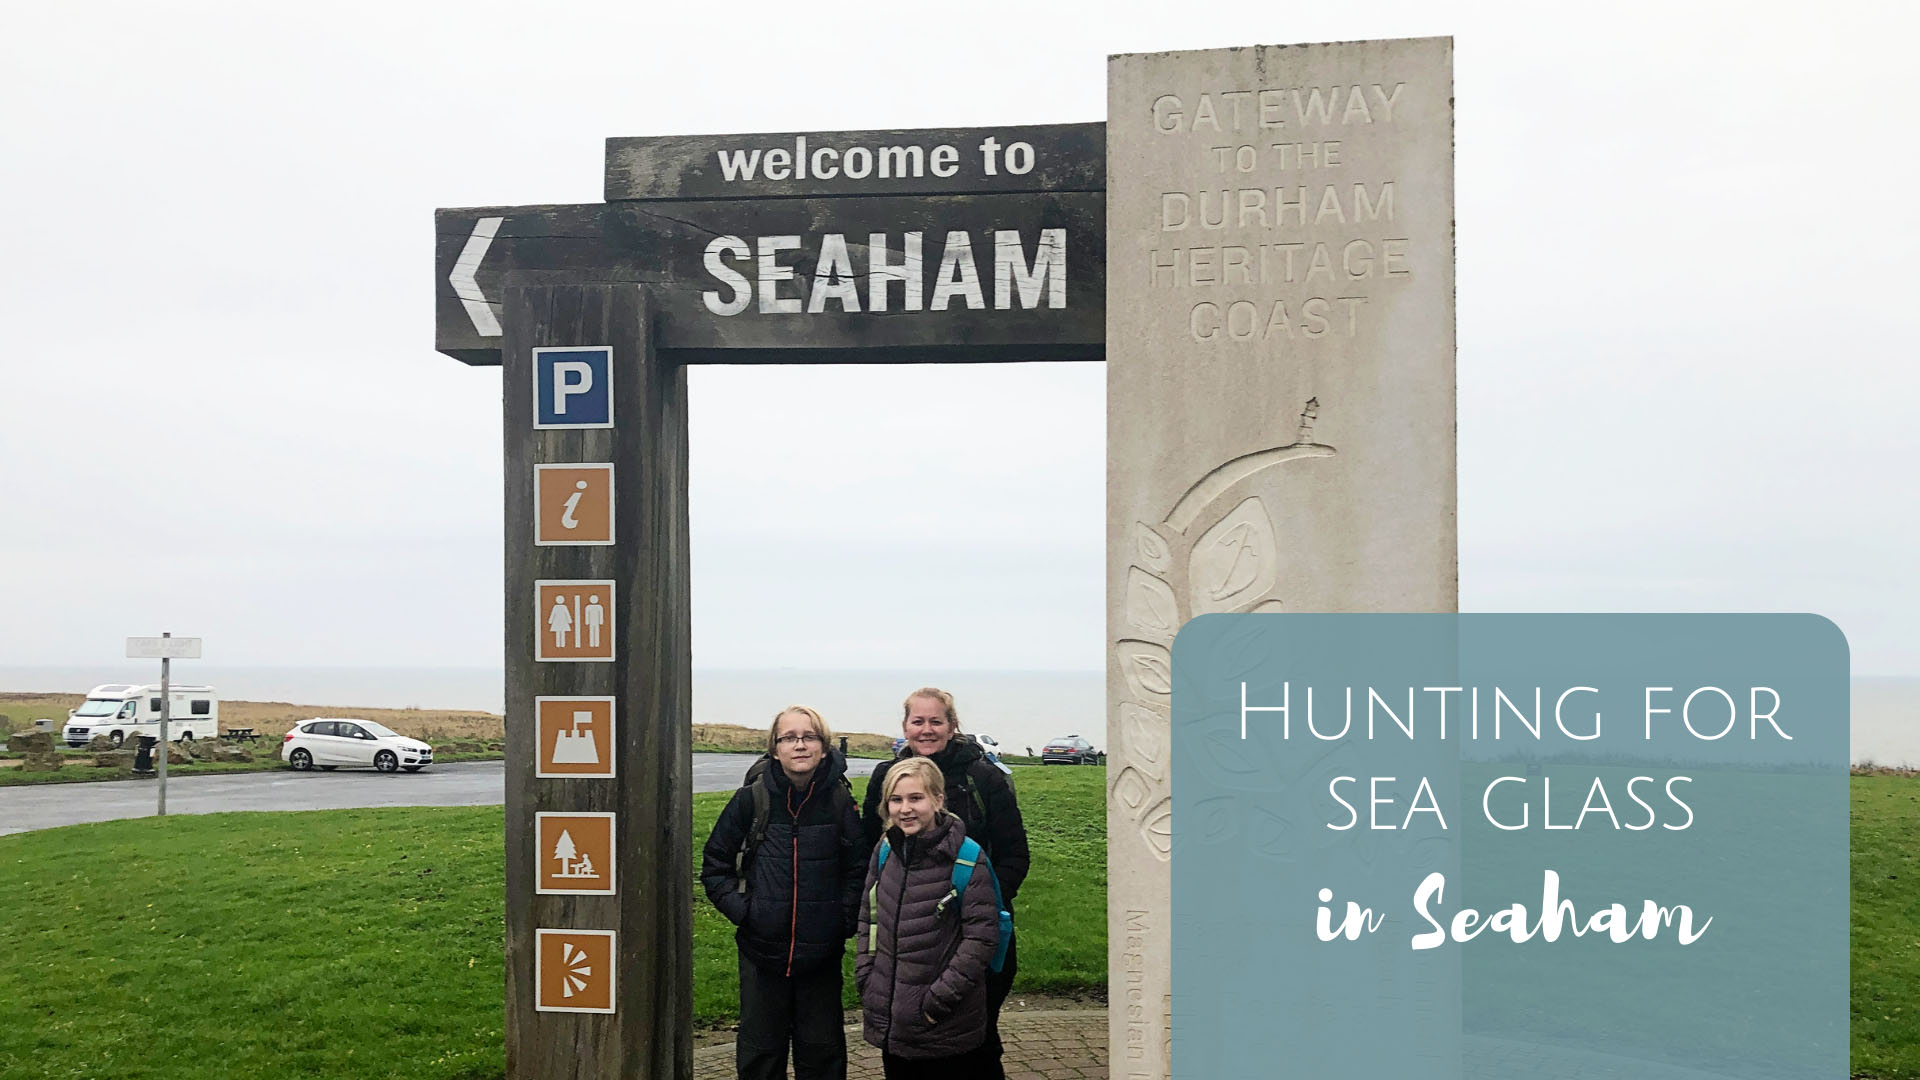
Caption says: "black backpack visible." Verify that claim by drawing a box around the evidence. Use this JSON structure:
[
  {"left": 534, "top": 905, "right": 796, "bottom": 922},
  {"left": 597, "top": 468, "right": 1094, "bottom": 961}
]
[
  {"left": 947, "top": 758, "right": 1001, "bottom": 832},
  {"left": 733, "top": 755, "right": 856, "bottom": 895}
]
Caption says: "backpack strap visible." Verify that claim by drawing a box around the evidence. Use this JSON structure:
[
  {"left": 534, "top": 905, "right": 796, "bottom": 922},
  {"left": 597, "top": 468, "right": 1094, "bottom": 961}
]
[
  {"left": 950, "top": 761, "right": 995, "bottom": 839},
  {"left": 867, "top": 839, "right": 892, "bottom": 955},
  {"left": 829, "top": 775, "right": 856, "bottom": 840},
  {"left": 947, "top": 836, "right": 981, "bottom": 906},
  {"left": 947, "top": 836, "right": 1012, "bottom": 973},
  {"left": 734, "top": 766, "right": 772, "bottom": 895}
]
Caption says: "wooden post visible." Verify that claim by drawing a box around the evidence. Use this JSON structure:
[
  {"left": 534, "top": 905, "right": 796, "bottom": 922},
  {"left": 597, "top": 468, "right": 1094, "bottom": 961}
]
[{"left": 502, "top": 284, "right": 693, "bottom": 1079}]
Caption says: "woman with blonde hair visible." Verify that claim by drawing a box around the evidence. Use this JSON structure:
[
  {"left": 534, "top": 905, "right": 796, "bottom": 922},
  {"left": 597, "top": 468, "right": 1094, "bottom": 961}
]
[
  {"left": 856, "top": 755, "right": 1003, "bottom": 1080},
  {"left": 702, "top": 705, "right": 865, "bottom": 1080}
]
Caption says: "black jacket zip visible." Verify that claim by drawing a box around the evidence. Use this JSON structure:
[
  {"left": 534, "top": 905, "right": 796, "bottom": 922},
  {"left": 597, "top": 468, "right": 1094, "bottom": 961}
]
[{"left": 882, "top": 833, "right": 912, "bottom": 1053}]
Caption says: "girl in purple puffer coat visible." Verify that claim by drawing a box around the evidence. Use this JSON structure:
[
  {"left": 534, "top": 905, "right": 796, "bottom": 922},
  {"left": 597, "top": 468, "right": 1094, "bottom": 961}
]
[{"left": 856, "top": 756, "right": 1001, "bottom": 1080}]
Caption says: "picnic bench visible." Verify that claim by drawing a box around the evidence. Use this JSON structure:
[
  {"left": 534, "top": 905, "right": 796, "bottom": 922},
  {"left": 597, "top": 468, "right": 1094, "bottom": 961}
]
[{"left": 222, "top": 727, "right": 259, "bottom": 743}]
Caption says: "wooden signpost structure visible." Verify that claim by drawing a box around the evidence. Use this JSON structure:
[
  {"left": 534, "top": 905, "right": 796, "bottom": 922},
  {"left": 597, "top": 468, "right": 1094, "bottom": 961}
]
[
  {"left": 436, "top": 38, "right": 1454, "bottom": 1080},
  {"left": 447, "top": 124, "right": 1108, "bottom": 1080}
]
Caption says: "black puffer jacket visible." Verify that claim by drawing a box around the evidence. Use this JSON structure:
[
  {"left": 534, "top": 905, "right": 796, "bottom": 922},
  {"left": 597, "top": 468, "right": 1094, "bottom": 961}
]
[
  {"left": 861, "top": 736, "right": 1030, "bottom": 909},
  {"left": 701, "top": 748, "right": 866, "bottom": 974},
  {"left": 856, "top": 813, "right": 998, "bottom": 1058}
]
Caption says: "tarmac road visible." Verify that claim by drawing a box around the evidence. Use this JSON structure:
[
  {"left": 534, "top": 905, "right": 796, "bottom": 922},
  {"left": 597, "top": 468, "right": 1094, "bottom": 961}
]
[{"left": 0, "top": 753, "right": 881, "bottom": 837}]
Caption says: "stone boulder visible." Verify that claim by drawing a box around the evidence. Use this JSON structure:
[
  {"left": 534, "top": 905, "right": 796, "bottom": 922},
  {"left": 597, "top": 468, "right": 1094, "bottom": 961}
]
[
  {"left": 87, "top": 735, "right": 115, "bottom": 752},
  {"left": 19, "top": 752, "right": 63, "bottom": 772},
  {"left": 7, "top": 730, "right": 54, "bottom": 755},
  {"left": 188, "top": 742, "right": 254, "bottom": 764},
  {"left": 165, "top": 743, "right": 191, "bottom": 766},
  {"left": 93, "top": 748, "right": 137, "bottom": 770}
]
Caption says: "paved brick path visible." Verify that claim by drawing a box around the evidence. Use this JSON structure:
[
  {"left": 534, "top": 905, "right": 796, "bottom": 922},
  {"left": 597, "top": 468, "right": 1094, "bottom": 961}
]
[{"left": 693, "top": 1009, "right": 1108, "bottom": 1080}]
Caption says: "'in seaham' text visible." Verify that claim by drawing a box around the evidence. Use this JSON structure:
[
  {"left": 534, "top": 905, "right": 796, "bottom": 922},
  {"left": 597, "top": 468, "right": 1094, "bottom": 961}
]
[{"left": 1316, "top": 871, "right": 1713, "bottom": 950}]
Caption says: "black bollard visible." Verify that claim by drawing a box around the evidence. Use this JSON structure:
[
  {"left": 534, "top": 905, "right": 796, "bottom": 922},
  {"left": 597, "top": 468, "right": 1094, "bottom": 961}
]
[{"left": 133, "top": 735, "right": 158, "bottom": 776}]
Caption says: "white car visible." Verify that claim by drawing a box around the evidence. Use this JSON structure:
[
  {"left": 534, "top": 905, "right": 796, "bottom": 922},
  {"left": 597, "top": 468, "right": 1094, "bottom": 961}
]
[
  {"left": 282, "top": 718, "right": 434, "bottom": 773},
  {"left": 973, "top": 733, "right": 1013, "bottom": 774}
]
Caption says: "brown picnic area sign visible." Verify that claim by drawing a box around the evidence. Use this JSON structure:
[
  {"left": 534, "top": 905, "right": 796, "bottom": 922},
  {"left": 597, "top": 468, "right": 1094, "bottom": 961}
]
[{"left": 438, "top": 37, "right": 1455, "bottom": 1080}]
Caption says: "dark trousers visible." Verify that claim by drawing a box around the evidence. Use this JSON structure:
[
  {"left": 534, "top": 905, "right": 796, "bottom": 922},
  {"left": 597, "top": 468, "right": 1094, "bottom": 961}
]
[
  {"left": 981, "top": 930, "right": 1017, "bottom": 1080},
  {"left": 737, "top": 953, "right": 847, "bottom": 1080},
  {"left": 881, "top": 1041, "right": 1000, "bottom": 1080}
]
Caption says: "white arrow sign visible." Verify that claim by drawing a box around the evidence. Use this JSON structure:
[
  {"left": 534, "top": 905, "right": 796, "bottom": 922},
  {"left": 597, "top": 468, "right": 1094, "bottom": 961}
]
[
  {"left": 451, "top": 216, "right": 504, "bottom": 337},
  {"left": 127, "top": 636, "right": 202, "bottom": 659}
]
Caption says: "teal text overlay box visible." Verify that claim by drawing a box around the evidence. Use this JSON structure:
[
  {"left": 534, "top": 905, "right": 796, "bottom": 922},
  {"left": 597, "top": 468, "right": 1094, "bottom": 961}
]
[{"left": 1171, "top": 614, "right": 1848, "bottom": 1080}]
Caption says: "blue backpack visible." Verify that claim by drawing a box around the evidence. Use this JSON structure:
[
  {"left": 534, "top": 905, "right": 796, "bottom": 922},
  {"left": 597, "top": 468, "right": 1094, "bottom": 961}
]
[{"left": 871, "top": 835, "right": 1013, "bottom": 973}]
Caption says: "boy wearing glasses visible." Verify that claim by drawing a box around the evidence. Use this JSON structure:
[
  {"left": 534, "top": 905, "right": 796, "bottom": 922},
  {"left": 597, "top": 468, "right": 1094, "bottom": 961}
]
[{"left": 702, "top": 706, "right": 867, "bottom": 1080}]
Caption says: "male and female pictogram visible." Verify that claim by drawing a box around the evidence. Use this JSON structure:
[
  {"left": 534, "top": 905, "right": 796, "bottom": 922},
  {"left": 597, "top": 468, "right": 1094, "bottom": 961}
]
[{"left": 535, "top": 581, "right": 617, "bottom": 660}]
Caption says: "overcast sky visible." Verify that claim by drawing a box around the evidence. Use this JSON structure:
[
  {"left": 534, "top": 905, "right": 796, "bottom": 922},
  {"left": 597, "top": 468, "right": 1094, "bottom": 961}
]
[{"left": 2, "top": 1, "right": 1914, "bottom": 675}]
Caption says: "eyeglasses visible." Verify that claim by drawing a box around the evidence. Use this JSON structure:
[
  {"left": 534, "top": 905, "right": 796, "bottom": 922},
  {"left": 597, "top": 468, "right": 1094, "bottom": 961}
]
[{"left": 775, "top": 733, "right": 823, "bottom": 747}]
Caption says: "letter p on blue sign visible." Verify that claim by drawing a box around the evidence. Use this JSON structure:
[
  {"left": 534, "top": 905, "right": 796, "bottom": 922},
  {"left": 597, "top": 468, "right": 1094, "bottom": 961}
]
[{"left": 534, "top": 347, "right": 614, "bottom": 429}]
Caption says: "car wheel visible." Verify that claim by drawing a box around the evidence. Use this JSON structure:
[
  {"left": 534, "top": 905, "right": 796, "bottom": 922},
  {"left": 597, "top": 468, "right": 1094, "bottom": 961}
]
[
  {"left": 319, "top": 765, "right": 337, "bottom": 772},
  {"left": 403, "top": 766, "right": 423, "bottom": 773},
  {"left": 375, "top": 750, "right": 399, "bottom": 773},
  {"left": 110, "top": 730, "right": 125, "bottom": 748},
  {"left": 180, "top": 732, "right": 194, "bottom": 743},
  {"left": 289, "top": 748, "right": 313, "bottom": 771}
]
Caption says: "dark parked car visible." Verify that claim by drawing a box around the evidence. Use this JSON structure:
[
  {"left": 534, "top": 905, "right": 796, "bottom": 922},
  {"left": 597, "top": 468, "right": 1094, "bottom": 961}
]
[{"left": 1041, "top": 735, "right": 1099, "bottom": 765}]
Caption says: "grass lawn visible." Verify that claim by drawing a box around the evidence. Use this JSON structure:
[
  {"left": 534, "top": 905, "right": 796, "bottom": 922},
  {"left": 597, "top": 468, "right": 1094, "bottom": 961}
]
[
  {"left": 0, "top": 770, "right": 1906, "bottom": 1078},
  {"left": 0, "top": 766, "right": 1106, "bottom": 1079},
  {"left": 1854, "top": 775, "right": 1920, "bottom": 1078}
]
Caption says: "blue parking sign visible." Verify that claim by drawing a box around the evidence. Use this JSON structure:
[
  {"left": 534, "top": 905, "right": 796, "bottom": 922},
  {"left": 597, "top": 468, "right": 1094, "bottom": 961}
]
[{"left": 533, "top": 347, "right": 613, "bottom": 428}]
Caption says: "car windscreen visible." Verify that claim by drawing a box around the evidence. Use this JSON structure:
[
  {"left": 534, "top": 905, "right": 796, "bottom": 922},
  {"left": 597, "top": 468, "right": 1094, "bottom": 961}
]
[
  {"left": 358, "top": 721, "right": 401, "bottom": 739},
  {"left": 74, "top": 700, "right": 125, "bottom": 718}
]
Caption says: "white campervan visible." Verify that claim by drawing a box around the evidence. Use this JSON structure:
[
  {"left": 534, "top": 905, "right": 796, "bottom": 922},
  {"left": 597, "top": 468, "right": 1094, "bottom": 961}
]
[{"left": 62, "top": 684, "right": 221, "bottom": 748}]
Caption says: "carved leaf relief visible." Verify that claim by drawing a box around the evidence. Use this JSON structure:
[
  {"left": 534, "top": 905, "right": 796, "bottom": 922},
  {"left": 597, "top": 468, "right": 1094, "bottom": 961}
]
[
  {"left": 1132, "top": 521, "right": 1172, "bottom": 573},
  {"left": 1190, "top": 795, "right": 1236, "bottom": 844},
  {"left": 1196, "top": 726, "right": 1264, "bottom": 778},
  {"left": 1125, "top": 567, "right": 1180, "bottom": 638},
  {"left": 1115, "top": 639, "right": 1172, "bottom": 702},
  {"left": 1110, "top": 765, "right": 1156, "bottom": 813},
  {"left": 1121, "top": 699, "right": 1159, "bottom": 764},
  {"left": 1141, "top": 798, "right": 1172, "bottom": 860},
  {"left": 1188, "top": 497, "right": 1279, "bottom": 616},
  {"left": 1248, "top": 804, "right": 1296, "bottom": 863}
]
